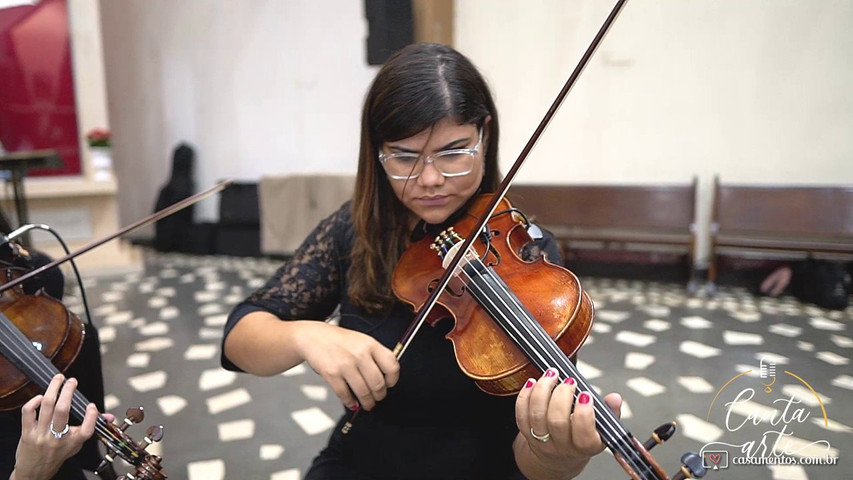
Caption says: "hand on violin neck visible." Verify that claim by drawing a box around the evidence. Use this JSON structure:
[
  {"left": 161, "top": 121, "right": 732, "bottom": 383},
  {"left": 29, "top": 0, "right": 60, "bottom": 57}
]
[
  {"left": 294, "top": 321, "right": 400, "bottom": 412},
  {"left": 12, "top": 374, "right": 100, "bottom": 480},
  {"left": 514, "top": 370, "right": 623, "bottom": 480}
]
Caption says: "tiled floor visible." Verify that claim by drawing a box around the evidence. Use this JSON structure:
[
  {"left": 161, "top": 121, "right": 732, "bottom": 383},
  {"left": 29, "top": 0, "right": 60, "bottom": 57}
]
[{"left": 71, "top": 252, "right": 851, "bottom": 480}]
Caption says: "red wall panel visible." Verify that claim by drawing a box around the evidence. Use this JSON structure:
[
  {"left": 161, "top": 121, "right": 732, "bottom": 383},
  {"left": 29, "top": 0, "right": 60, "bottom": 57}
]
[{"left": 0, "top": 0, "right": 82, "bottom": 176}]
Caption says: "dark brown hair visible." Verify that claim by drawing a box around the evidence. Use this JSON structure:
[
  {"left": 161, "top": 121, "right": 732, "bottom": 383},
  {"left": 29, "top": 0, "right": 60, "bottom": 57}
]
[{"left": 349, "top": 43, "right": 502, "bottom": 313}]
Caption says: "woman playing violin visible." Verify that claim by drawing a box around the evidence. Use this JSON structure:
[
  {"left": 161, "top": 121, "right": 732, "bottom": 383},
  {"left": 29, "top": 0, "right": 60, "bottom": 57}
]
[{"left": 222, "top": 43, "right": 622, "bottom": 480}]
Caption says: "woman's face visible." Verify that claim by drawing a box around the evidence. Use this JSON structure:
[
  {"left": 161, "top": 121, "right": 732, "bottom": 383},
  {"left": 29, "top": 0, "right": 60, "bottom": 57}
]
[{"left": 380, "top": 117, "right": 487, "bottom": 226}]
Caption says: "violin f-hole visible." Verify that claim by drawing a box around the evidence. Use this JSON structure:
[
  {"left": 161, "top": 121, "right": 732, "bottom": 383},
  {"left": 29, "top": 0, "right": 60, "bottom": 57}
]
[{"left": 427, "top": 278, "right": 465, "bottom": 297}]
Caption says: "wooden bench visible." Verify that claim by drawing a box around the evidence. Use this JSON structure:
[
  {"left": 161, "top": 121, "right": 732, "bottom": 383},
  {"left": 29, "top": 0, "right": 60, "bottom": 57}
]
[
  {"left": 507, "top": 179, "right": 698, "bottom": 284},
  {"left": 708, "top": 176, "right": 853, "bottom": 289}
]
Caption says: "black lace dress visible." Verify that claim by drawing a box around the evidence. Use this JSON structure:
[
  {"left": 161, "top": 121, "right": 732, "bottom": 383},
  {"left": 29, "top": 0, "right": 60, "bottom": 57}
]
[{"left": 221, "top": 201, "right": 562, "bottom": 480}]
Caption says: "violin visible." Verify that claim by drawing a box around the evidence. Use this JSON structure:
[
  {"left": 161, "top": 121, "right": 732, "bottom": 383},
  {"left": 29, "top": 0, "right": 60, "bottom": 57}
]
[
  {"left": 0, "top": 181, "right": 228, "bottom": 479},
  {"left": 393, "top": 195, "right": 703, "bottom": 480},
  {"left": 394, "top": 195, "right": 593, "bottom": 395},
  {"left": 0, "top": 243, "right": 167, "bottom": 480}
]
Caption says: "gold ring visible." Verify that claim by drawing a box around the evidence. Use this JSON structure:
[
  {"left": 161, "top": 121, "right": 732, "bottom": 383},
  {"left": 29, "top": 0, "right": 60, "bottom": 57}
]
[
  {"left": 530, "top": 427, "right": 551, "bottom": 443},
  {"left": 49, "top": 422, "right": 69, "bottom": 439}
]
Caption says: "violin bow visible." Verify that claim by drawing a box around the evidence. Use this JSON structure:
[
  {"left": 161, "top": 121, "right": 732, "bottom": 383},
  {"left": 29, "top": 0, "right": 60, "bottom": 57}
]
[
  {"left": 394, "top": 0, "right": 628, "bottom": 359},
  {"left": 0, "top": 179, "right": 233, "bottom": 295}
]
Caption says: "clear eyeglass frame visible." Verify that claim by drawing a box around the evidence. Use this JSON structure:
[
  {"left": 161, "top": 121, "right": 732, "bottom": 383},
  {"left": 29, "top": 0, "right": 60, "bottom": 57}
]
[{"left": 378, "top": 128, "right": 483, "bottom": 180}]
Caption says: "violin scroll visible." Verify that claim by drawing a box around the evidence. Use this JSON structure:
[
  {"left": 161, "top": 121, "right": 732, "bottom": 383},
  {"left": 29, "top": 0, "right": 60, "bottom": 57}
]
[{"left": 96, "top": 407, "right": 167, "bottom": 479}]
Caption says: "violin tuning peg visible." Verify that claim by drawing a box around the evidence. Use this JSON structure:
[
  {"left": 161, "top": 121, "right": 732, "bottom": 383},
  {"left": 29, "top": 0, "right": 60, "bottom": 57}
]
[
  {"left": 137, "top": 424, "right": 164, "bottom": 449},
  {"left": 95, "top": 453, "right": 115, "bottom": 476},
  {"left": 671, "top": 452, "right": 707, "bottom": 480},
  {"left": 643, "top": 421, "right": 677, "bottom": 451},
  {"left": 146, "top": 424, "right": 164, "bottom": 442},
  {"left": 120, "top": 406, "right": 144, "bottom": 431}
]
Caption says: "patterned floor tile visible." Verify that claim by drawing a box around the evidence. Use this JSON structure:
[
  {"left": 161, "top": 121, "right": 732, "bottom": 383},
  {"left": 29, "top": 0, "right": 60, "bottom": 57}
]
[
  {"left": 723, "top": 330, "right": 764, "bottom": 345},
  {"left": 260, "top": 444, "right": 285, "bottom": 460},
  {"left": 187, "top": 459, "right": 225, "bottom": 480},
  {"left": 199, "top": 369, "right": 238, "bottom": 391},
  {"left": 681, "top": 316, "right": 712, "bottom": 329},
  {"left": 291, "top": 407, "right": 335, "bottom": 436},
  {"left": 624, "top": 352, "right": 655, "bottom": 370},
  {"left": 217, "top": 418, "right": 255, "bottom": 441},
  {"left": 679, "top": 341, "right": 720, "bottom": 358},
  {"left": 677, "top": 376, "right": 714, "bottom": 393},
  {"left": 626, "top": 377, "right": 666, "bottom": 396},
  {"left": 615, "top": 330, "right": 656, "bottom": 347},
  {"left": 128, "top": 371, "right": 167, "bottom": 392},
  {"left": 69, "top": 252, "right": 850, "bottom": 480},
  {"left": 206, "top": 388, "right": 252, "bottom": 414},
  {"left": 270, "top": 469, "right": 301, "bottom": 480},
  {"left": 126, "top": 352, "right": 151, "bottom": 368}
]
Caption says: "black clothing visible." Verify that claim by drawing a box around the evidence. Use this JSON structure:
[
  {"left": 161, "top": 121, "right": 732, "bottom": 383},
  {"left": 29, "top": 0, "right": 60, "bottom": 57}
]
[{"left": 222, "top": 201, "right": 563, "bottom": 480}]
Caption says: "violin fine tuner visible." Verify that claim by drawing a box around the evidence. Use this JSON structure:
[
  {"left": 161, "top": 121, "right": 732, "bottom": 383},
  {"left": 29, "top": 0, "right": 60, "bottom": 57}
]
[
  {"left": 672, "top": 453, "right": 707, "bottom": 480},
  {"left": 95, "top": 407, "right": 167, "bottom": 479}
]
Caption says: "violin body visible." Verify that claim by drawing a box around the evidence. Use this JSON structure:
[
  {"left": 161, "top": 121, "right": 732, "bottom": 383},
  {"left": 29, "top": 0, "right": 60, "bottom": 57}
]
[
  {"left": 393, "top": 194, "right": 594, "bottom": 395},
  {"left": 0, "top": 251, "right": 85, "bottom": 411}
]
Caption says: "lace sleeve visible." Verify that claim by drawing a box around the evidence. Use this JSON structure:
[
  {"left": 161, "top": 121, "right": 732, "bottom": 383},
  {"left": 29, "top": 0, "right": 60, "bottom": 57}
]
[{"left": 242, "top": 205, "right": 350, "bottom": 320}]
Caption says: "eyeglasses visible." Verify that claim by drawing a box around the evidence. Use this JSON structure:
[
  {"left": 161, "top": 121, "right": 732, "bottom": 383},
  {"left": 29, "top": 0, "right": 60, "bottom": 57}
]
[{"left": 378, "top": 128, "right": 483, "bottom": 180}]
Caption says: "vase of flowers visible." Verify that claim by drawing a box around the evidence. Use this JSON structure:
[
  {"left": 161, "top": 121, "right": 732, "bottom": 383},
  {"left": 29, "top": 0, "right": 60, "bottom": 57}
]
[{"left": 86, "top": 128, "right": 113, "bottom": 181}]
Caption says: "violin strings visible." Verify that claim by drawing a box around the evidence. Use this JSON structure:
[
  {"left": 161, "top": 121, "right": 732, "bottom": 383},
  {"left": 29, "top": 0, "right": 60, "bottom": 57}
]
[
  {"left": 455, "top": 265, "right": 652, "bottom": 479},
  {"left": 0, "top": 313, "right": 135, "bottom": 459},
  {"left": 450, "top": 252, "right": 661, "bottom": 480},
  {"left": 457, "top": 261, "right": 658, "bottom": 480}
]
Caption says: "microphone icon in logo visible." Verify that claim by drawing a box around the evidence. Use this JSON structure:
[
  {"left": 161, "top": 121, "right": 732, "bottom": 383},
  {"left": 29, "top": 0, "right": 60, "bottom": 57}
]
[{"left": 759, "top": 357, "right": 776, "bottom": 393}]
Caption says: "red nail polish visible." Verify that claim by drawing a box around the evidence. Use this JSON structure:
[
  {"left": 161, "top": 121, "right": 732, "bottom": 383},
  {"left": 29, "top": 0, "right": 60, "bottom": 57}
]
[
  {"left": 563, "top": 377, "right": 575, "bottom": 385},
  {"left": 578, "top": 392, "right": 590, "bottom": 404},
  {"left": 545, "top": 369, "right": 556, "bottom": 378},
  {"left": 524, "top": 379, "right": 535, "bottom": 389},
  {"left": 348, "top": 404, "right": 360, "bottom": 412}
]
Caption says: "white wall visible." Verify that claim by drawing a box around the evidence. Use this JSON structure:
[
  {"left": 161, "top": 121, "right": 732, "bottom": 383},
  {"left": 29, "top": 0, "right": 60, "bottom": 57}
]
[
  {"left": 99, "top": 0, "right": 853, "bottom": 262},
  {"left": 100, "top": 0, "right": 378, "bottom": 224},
  {"left": 455, "top": 0, "right": 853, "bottom": 262}
]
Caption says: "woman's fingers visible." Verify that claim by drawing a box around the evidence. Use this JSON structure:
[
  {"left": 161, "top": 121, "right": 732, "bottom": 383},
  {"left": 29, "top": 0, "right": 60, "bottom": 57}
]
[
  {"left": 20, "top": 394, "right": 44, "bottom": 433},
  {"left": 37, "top": 374, "right": 65, "bottom": 431},
  {"left": 344, "top": 364, "right": 378, "bottom": 410},
  {"left": 516, "top": 368, "right": 566, "bottom": 448},
  {"left": 311, "top": 330, "right": 400, "bottom": 412},
  {"left": 569, "top": 391, "right": 605, "bottom": 455},
  {"left": 527, "top": 368, "right": 560, "bottom": 441},
  {"left": 603, "top": 392, "right": 623, "bottom": 418},
  {"left": 78, "top": 403, "right": 99, "bottom": 439},
  {"left": 547, "top": 377, "right": 577, "bottom": 450},
  {"left": 514, "top": 377, "right": 536, "bottom": 436},
  {"left": 325, "top": 374, "right": 359, "bottom": 411},
  {"left": 373, "top": 347, "right": 401, "bottom": 389},
  {"left": 51, "top": 377, "right": 78, "bottom": 436},
  {"left": 515, "top": 369, "right": 622, "bottom": 459}
]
